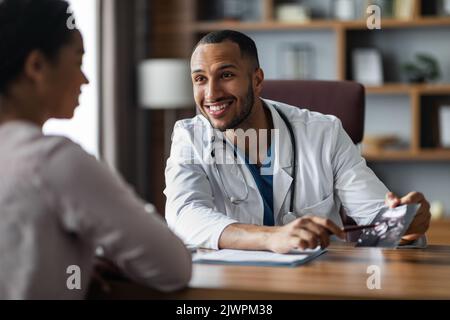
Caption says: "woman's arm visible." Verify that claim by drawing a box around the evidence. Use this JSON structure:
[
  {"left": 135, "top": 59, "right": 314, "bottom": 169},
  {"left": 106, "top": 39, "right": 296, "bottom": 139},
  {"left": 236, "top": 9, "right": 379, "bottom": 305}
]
[{"left": 42, "top": 139, "right": 192, "bottom": 292}]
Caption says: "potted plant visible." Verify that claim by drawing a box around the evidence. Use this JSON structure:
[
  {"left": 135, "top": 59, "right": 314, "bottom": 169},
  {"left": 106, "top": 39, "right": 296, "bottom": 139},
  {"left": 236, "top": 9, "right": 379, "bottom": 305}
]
[{"left": 402, "top": 53, "right": 441, "bottom": 83}]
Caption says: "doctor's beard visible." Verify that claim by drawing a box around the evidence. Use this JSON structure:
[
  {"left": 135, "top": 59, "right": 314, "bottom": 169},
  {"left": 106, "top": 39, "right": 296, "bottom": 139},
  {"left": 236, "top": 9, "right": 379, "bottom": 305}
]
[{"left": 200, "top": 81, "right": 255, "bottom": 132}]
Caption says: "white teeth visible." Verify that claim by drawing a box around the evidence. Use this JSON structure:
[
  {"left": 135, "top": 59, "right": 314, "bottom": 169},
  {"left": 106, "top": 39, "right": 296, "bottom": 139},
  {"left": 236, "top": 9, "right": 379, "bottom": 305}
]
[{"left": 209, "top": 104, "right": 227, "bottom": 112}]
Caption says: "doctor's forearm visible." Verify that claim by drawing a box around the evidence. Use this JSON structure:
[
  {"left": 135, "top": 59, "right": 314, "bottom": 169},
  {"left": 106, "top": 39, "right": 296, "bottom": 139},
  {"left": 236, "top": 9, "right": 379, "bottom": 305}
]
[{"left": 218, "top": 223, "right": 278, "bottom": 251}]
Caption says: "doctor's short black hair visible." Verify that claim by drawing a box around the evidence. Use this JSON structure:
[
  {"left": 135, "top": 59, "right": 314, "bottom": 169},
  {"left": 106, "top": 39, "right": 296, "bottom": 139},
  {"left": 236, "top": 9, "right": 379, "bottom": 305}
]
[
  {"left": 193, "top": 30, "right": 261, "bottom": 71},
  {"left": 0, "top": 0, "right": 75, "bottom": 95}
]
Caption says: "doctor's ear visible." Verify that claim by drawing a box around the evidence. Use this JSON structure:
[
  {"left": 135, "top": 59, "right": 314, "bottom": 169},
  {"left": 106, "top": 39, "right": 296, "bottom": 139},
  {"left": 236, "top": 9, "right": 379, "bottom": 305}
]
[{"left": 253, "top": 68, "right": 264, "bottom": 95}]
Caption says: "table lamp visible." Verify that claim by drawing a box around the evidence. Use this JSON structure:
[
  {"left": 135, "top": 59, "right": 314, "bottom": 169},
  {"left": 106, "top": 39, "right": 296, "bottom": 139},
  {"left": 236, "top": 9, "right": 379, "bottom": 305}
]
[
  {"left": 138, "top": 59, "right": 193, "bottom": 109},
  {"left": 138, "top": 59, "right": 194, "bottom": 155}
]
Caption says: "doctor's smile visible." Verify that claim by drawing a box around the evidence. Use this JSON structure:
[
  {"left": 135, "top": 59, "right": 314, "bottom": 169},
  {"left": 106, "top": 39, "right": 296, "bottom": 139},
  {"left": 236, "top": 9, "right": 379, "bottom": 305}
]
[{"left": 204, "top": 98, "right": 234, "bottom": 118}]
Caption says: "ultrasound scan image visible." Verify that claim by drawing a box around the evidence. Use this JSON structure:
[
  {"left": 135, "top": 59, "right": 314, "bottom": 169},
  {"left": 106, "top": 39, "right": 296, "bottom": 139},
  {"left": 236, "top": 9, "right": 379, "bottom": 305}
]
[{"left": 356, "top": 204, "right": 419, "bottom": 248}]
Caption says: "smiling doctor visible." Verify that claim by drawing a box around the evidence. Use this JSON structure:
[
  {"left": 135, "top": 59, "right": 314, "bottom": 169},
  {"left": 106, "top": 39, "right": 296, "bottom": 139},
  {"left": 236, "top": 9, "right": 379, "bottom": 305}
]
[{"left": 164, "top": 30, "right": 431, "bottom": 253}]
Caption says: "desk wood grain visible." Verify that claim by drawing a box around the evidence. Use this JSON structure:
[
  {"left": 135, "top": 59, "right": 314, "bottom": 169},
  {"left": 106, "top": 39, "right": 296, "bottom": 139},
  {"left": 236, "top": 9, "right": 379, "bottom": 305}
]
[{"left": 90, "top": 243, "right": 450, "bottom": 300}]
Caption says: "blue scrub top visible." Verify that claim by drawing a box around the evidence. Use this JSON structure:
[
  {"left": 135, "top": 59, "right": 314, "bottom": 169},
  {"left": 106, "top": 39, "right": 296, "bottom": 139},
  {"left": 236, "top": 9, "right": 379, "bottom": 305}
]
[{"left": 240, "top": 144, "right": 275, "bottom": 226}]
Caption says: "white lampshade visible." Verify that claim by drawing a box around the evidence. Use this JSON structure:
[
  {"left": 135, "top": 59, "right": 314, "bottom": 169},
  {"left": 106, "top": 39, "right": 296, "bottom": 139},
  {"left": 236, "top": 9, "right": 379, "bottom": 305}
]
[{"left": 138, "top": 59, "right": 193, "bottom": 109}]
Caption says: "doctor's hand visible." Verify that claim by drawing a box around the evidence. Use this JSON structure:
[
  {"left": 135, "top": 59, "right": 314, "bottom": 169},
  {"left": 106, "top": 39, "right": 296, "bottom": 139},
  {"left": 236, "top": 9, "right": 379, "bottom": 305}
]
[
  {"left": 385, "top": 191, "right": 431, "bottom": 244},
  {"left": 267, "top": 216, "right": 346, "bottom": 254}
]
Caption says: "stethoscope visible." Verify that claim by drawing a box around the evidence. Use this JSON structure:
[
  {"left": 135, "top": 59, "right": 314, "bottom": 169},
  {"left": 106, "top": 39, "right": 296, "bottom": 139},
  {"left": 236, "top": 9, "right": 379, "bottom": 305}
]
[
  {"left": 211, "top": 106, "right": 297, "bottom": 213},
  {"left": 211, "top": 137, "right": 250, "bottom": 205}
]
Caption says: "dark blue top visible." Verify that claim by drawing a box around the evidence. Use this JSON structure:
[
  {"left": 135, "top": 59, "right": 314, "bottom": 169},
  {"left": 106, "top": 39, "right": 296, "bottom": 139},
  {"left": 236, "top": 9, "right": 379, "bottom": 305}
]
[{"left": 239, "top": 145, "right": 275, "bottom": 226}]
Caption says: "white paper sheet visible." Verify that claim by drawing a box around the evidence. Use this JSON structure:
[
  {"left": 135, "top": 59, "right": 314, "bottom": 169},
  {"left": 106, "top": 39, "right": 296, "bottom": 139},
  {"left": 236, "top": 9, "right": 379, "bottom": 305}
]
[{"left": 193, "top": 247, "right": 326, "bottom": 267}]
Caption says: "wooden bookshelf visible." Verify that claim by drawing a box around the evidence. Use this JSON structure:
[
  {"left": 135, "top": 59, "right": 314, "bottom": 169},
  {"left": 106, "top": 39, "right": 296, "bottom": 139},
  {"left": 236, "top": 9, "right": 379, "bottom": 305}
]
[
  {"left": 366, "top": 83, "right": 450, "bottom": 95},
  {"left": 364, "top": 83, "right": 450, "bottom": 161},
  {"left": 192, "top": 20, "right": 337, "bottom": 32},
  {"left": 185, "top": 0, "right": 450, "bottom": 163},
  {"left": 363, "top": 149, "right": 450, "bottom": 161},
  {"left": 191, "top": 16, "right": 450, "bottom": 32},
  {"left": 143, "top": 0, "right": 450, "bottom": 216},
  {"left": 341, "top": 16, "right": 450, "bottom": 29}
]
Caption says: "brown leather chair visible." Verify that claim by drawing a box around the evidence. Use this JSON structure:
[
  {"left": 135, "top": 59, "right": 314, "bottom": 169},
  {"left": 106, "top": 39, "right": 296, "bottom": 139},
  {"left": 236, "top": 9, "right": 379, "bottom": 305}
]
[
  {"left": 261, "top": 80, "right": 365, "bottom": 239},
  {"left": 261, "top": 80, "right": 365, "bottom": 144}
]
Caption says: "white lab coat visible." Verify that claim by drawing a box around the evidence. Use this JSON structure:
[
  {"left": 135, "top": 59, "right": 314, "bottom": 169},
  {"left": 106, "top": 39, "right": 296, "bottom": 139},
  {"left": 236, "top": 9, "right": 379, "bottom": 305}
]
[{"left": 164, "top": 99, "right": 389, "bottom": 249}]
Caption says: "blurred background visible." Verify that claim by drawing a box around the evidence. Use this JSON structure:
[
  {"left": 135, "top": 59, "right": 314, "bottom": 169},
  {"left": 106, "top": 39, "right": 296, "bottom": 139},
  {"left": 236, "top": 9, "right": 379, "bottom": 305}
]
[{"left": 59, "top": 0, "right": 450, "bottom": 243}]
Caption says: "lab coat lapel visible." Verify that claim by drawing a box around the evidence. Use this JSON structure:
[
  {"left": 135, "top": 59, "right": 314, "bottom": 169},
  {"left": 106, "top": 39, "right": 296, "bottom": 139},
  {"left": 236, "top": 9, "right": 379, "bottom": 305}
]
[
  {"left": 206, "top": 120, "right": 261, "bottom": 209},
  {"left": 265, "top": 100, "right": 294, "bottom": 224}
]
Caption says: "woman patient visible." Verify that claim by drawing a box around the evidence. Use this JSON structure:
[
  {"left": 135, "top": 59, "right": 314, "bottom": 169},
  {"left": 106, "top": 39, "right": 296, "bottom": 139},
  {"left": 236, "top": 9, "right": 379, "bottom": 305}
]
[{"left": 0, "top": 0, "right": 191, "bottom": 299}]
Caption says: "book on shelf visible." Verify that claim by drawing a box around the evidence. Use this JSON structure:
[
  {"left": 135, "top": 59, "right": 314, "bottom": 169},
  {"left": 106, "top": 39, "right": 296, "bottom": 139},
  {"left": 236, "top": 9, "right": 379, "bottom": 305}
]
[
  {"left": 439, "top": 105, "right": 450, "bottom": 148},
  {"left": 394, "top": 0, "right": 416, "bottom": 20}
]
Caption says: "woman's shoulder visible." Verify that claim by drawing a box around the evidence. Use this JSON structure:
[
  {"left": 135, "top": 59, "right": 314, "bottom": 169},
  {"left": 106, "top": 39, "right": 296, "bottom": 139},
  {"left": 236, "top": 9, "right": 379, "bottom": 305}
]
[
  {"left": 0, "top": 121, "right": 73, "bottom": 159},
  {"left": 0, "top": 121, "right": 96, "bottom": 177}
]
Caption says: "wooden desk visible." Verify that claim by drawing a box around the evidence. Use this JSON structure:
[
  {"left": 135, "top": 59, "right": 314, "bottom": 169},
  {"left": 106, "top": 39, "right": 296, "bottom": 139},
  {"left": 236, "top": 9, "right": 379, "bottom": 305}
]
[{"left": 90, "top": 242, "right": 450, "bottom": 300}]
